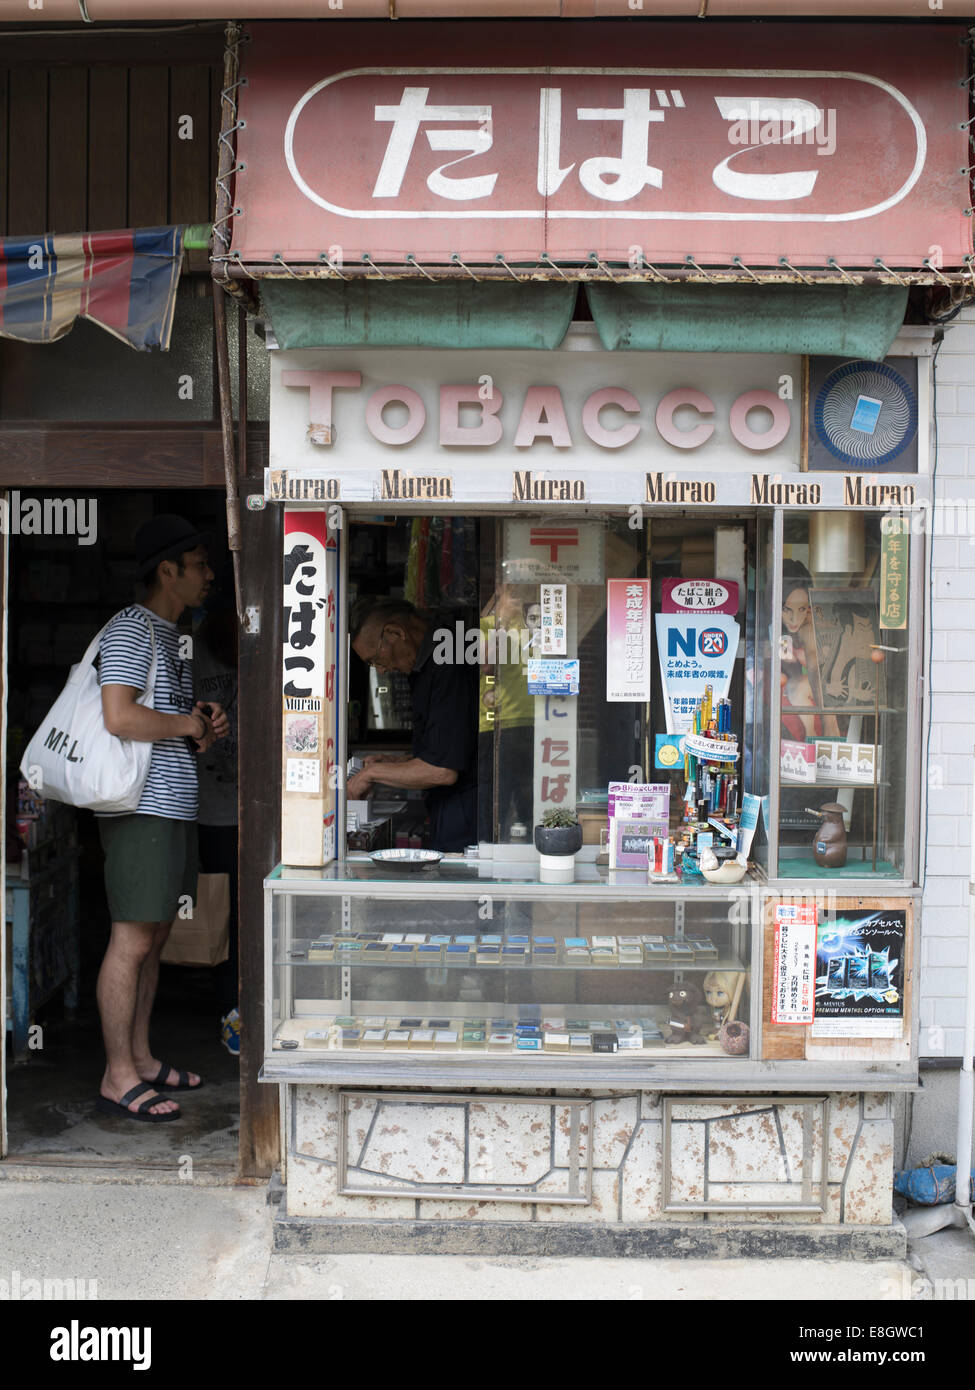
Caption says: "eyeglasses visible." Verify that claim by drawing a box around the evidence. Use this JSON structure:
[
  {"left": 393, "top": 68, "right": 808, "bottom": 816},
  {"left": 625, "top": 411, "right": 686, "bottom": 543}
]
[{"left": 365, "top": 626, "right": 391, "bottom": 669}]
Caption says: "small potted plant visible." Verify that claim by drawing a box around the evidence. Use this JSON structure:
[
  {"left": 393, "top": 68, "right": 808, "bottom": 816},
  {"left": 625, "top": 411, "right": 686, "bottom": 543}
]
[{"left": 534, "top": 808, "right": 583, "bottom": 883}]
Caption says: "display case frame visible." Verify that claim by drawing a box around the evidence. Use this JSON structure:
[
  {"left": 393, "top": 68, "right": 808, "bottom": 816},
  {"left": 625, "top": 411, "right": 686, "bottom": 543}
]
[
  {"left": 763, "top": 509, "right": 926, "bottom": 891},
  {"left": 262, "top": 860, "right": 920, "bottom": 1091}
]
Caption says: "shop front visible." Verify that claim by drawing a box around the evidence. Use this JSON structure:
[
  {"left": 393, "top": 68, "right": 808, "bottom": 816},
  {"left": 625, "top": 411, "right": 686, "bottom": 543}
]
[{"left": 221, "top": 18, "right": 968, "bottom": 1251}]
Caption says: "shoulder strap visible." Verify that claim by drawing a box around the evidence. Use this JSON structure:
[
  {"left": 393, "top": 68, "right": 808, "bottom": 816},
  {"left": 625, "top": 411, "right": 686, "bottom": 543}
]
[
  {"left": 70, "top": 619, "right": 114, "bottom": 685},
  {"left": 137, "top": 609, "right": 159, "bottom": 710},
  {"left": 84, "top": 609, "right": 159, "bottom": 706}
]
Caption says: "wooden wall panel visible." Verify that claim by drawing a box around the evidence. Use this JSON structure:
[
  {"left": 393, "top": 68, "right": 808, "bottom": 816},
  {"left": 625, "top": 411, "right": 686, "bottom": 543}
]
[
  {"left": 48, "top": 68, "right": 89, "bottom": 233},
  {"left": 87, "top": 68, "right": 128, "bottom": 233},
  {"left": 6, "top": 69, "right": 48, "bottom": 235},
  {"left": 127, "top": 67, "right": 169, "bottom": 228},
  {"left": 4, "top": 59, "right": 220, "bottom": 237},
  {"left": 170, "top": 66, "right": 212, "bottom": 225}
]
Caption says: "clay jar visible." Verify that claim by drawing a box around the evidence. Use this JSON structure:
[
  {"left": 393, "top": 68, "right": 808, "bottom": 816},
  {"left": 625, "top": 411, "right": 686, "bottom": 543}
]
[
  {"left": 718, "top": 1020, "right": 750, "bottom": 1055},
  {"left": 813, "top": 802, "right": 848, "bottom": 869}
]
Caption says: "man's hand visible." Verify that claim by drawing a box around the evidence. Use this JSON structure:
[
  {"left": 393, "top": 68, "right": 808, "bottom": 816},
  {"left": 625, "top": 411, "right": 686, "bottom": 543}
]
[
  {"left": 197, "top": 700, "right": 229, "bottom": 739},
  {"left": 189, "top": 707, "right": 218, "bottom": 754},
  {"left": 346, "top": 766, "right": 374, "bottom": 800}
]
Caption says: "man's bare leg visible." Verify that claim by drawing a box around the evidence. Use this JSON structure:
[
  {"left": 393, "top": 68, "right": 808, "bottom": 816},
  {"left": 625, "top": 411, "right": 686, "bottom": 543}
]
[
  {"left": 132, "top": 922, "right": 201, "bottom": 1090},
  {"left": 97, "top": 921, "right": 178, "bottom": 1117}
]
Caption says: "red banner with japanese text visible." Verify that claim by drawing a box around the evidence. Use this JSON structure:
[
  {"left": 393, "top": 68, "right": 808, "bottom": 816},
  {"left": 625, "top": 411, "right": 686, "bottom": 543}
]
[{"left": 232, "top": 21, "right": 971, "bottom": 270}]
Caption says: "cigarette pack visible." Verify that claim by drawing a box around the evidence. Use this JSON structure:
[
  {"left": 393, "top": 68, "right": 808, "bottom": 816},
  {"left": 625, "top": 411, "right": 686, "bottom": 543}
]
[
  {"left": 847, "top": 953, "right": 871, "bottom": 990},
  {"left": 780, "top": 740, "right": 817, "bottom": 783}
]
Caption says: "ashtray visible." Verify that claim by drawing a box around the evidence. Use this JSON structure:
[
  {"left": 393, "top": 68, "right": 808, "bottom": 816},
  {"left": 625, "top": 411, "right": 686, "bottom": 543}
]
[{"left": 369, "top": 848, "right": 443, "bottom": 869}]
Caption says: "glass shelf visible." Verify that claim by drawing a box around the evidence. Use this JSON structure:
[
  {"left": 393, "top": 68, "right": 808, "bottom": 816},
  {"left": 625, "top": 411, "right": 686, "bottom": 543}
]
[{"left": 277, "top": 947, "right": 744, "bottom": 973}]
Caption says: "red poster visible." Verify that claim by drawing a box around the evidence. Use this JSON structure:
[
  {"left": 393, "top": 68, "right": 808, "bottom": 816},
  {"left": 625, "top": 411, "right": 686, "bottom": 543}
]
[{"left": 233, "top": 21, "right": 970, "bottom": 269}]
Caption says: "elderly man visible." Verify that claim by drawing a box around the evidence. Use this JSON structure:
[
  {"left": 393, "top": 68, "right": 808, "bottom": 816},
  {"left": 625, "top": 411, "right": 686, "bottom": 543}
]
[{"left": 348, "top": 598, "right": 477, "bottom": 852}]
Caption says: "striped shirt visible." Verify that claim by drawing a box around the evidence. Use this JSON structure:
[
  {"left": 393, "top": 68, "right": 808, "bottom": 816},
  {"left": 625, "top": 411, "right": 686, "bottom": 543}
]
[{"left": 97, "top": 604, "right": 197, "bottom": 820}]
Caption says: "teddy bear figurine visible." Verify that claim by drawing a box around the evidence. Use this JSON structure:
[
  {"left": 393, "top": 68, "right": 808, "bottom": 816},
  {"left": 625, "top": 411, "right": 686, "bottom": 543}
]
[{"left": 662, "top": 982, "right": 712, "bottom": 1045}]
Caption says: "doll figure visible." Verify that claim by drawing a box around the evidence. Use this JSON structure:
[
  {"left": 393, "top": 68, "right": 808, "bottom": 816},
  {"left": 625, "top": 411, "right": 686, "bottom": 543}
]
[{"left": 703, "top": 971, "right": 743, "bottom": 1040}]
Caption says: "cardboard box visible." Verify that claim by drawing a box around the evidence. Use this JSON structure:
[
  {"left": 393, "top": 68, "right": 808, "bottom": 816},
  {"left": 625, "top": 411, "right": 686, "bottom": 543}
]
[{"left": 577, "top": 809, "right": 606, "bottom": 846}]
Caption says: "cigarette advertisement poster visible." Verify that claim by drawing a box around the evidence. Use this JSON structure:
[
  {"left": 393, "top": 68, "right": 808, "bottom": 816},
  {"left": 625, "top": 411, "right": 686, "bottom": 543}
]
[{"left": 811, "top": 910, "right": 906, "bottom": 1039}]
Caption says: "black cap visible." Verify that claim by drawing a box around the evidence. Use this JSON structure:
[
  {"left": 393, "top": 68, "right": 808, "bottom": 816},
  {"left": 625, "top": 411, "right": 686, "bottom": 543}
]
[{"left": 135, "top": 514, "right": 210, "bottom": 579}]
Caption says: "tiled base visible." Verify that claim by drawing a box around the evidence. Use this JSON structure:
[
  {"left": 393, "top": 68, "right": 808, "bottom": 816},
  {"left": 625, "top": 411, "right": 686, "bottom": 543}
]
[{"left": 286, "top": 1086, "right": 895, "bottom": 1227}]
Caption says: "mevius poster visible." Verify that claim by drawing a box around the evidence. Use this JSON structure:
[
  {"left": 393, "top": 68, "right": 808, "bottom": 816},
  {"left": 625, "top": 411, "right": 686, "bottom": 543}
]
[{"left": 811, "top": 909, "right": 906, "bottom": 1039}]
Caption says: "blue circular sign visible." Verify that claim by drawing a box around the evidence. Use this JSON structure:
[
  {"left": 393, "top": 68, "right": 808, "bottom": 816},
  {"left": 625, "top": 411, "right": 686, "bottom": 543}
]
[
  {"left": 699, "top": 628, "right": 727, "bottom": 657},
  {"left": 813, "top": 359, "right": 917, "bottom": 467}
]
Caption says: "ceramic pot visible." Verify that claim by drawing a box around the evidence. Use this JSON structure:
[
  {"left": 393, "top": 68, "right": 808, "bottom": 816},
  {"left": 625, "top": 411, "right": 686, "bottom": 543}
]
[
  {"left": 812, "top": 802, "right": 847, "bottom": 869},
  {"left": 718, "top": 1020, "right": 750, "bottom": 1055},
  {"left": 534, "top": 824, "right": 583, "bottom": 856}
]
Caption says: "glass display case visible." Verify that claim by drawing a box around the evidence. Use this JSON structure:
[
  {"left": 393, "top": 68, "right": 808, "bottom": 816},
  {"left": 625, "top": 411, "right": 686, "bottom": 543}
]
[
  {"left": 266, "top": 859, "right": 754, "bottom": 1063},
  {"left": 759, "top": 511, "right": 921, "bottom": 883}
]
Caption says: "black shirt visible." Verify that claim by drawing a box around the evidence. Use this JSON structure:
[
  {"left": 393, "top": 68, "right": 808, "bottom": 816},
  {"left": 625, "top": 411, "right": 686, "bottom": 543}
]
[{"left": 409, "top": 617, "right": 478, "bottom": 852}]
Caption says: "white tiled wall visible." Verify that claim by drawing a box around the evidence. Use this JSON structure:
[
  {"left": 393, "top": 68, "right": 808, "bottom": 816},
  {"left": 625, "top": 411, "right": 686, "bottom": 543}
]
[{"left": 923, "top": 306, "right": 975, "bottom": 1056}]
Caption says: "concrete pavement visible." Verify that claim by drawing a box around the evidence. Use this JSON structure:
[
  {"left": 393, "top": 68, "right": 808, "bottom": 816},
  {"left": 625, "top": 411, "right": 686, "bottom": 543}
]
[{"left": 3, "top": 1168, "right": 968, "bottom": 1300}]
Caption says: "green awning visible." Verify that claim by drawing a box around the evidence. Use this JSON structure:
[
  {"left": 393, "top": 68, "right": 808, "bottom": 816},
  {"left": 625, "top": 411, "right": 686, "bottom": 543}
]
[
  {"left": 262, "top": 279, "right": 575, "bottom": 350},
  {"left": 587, "top": 283, "right": 909, "bottom": 358}
]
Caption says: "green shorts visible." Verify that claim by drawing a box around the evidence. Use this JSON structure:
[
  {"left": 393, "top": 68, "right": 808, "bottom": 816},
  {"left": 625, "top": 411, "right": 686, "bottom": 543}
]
[{"left": 98, "top": 814, "right": 198, "bottom": 924}]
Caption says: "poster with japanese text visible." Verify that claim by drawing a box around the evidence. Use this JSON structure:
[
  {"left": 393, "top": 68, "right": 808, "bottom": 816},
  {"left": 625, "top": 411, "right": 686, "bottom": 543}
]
[
  {"left": 655, "top": 611, "right": 740, "bottom": 734},
  {"left": 282, "top": 509, "right": 338, "bottom": 864},
  {"left": 771, "top": 904, "right": 817, "bottom": 1025},
  {"left": 811, "top": 910, "right": 906, "bottom": 1039},
  {"left": 606, "top": 578, "right": 651, "bottom": 702}
]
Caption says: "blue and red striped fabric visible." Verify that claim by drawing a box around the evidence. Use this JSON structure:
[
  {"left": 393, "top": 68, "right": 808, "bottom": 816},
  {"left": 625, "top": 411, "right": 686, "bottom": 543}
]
[{"left": 0, "top": 226, "right": 184, "bottom": 351}]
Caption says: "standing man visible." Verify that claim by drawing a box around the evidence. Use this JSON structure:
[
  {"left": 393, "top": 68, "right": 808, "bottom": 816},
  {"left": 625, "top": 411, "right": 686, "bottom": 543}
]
[
  {"left": 348, "top": 598, "right": 477, "bottom": 852},
  {"left": 95, "top": 515, "right": 229, "bottom": 1123}
]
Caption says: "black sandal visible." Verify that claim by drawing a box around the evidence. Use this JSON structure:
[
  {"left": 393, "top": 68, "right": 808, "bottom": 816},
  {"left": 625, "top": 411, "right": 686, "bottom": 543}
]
[
  {"left": 95, "top": 1083, "right": 181, "bottom": 1123},
  {"left": 151, "top": 1063, "right": 204, "bottom": 1092}
]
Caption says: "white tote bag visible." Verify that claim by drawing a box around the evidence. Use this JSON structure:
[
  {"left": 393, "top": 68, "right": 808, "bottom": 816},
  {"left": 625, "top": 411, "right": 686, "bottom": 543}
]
[{"left": 20, "top": 614, "right": 158, "bottom": 814}]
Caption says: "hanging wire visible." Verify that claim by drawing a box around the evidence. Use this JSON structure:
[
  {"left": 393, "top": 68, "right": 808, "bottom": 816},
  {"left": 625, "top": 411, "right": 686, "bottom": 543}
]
[
  {"left": 212, "top": 19, "right": 245, "bottom": 262},
  {"left": 361, "top": 254, "right": 389, "bottom": 281},
  {"left": 874, "top": 258, "right": 910, "bottom": 286},
  {"left": 587, "top": 254, "right": 617, "bottom": 281},
  {"left": 731, "top": 256, "right": 762, "bottom": 283},
  {"left": 450, "top": 253, "right": 481, "bottom": 282},
  {"left": 227, "top": 251, "right": 256, "bottom": 280},
  {"left": 641, "top": 261, "right": 672, "bottom": 283},
  {"left": 318, "top": 253, "right": 349, "bottom": 281},
  {"left": 923, "top": 257, "right": 953, "bottom": 288},
  {"left": 495, "top": 254, "right": 523, "bottom": 281},
  {"left": 540, "top": 253, "right": 571, "bottom": 281},
  {"left": 778, "top": 257, "right": 813, "bottom": 285},
  {"left": 826, "top": 257, "right": 858, "bottom": 284},
  {"left": 406, "top": 254, "right": 437, "bottom": 281},
  {"left": 685, "top": 255, "right": 716, "bottom": 281},
  {"left": 272, "top": 253, "right": 301, "bottom": 279}
]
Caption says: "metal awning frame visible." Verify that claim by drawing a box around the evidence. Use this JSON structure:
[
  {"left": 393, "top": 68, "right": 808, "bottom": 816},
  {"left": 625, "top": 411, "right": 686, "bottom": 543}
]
[{"left": 215, "top": 253, "right": 975, "bottom": 289}]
